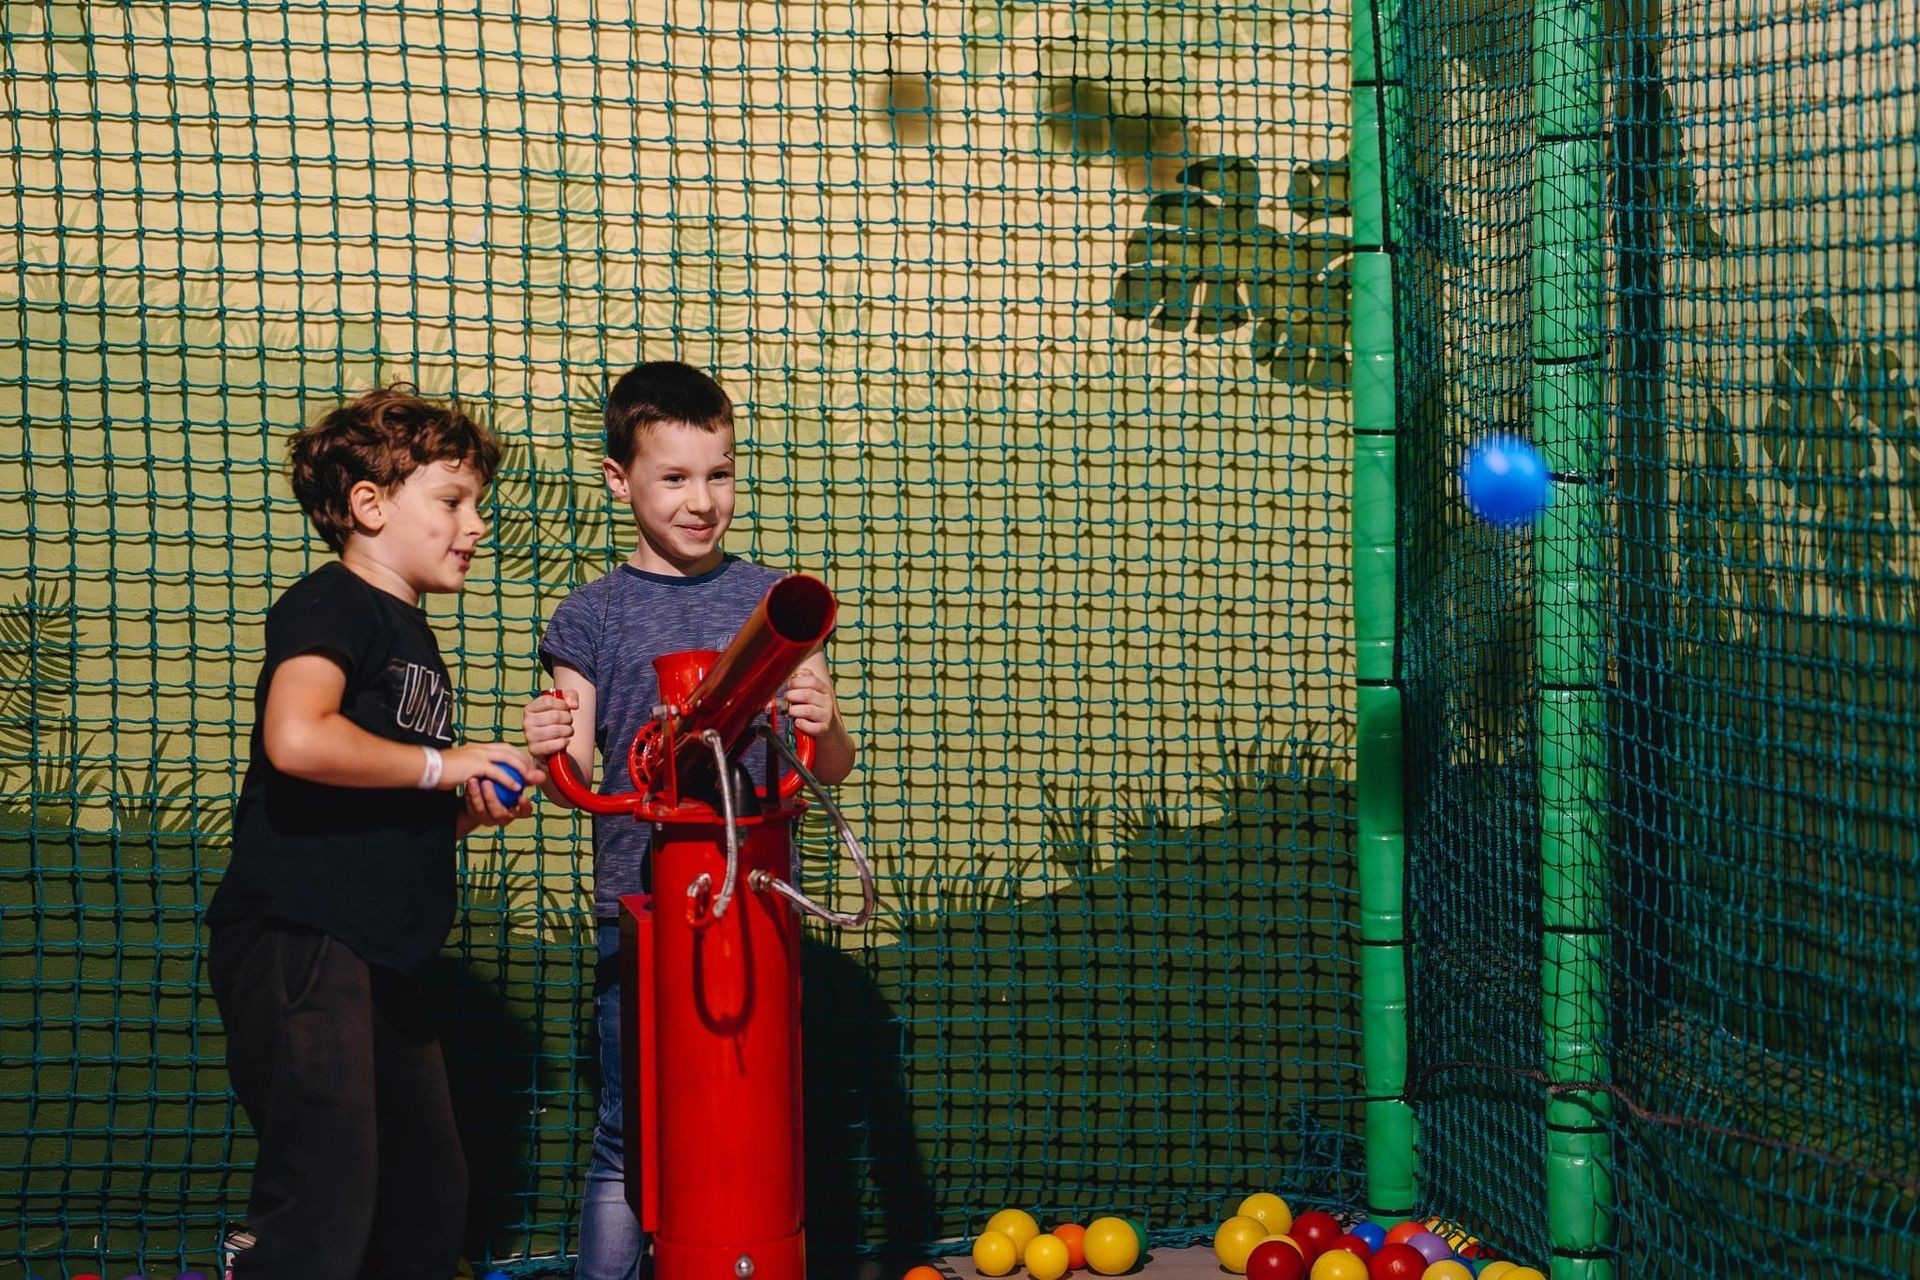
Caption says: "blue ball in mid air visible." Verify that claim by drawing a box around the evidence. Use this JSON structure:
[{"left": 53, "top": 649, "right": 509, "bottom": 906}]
[{"left": 1461, "top": 434, "right": 1552, "bottom": 526}]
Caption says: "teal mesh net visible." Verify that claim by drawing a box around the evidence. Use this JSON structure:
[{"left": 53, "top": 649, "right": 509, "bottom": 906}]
[
  {"left": 8, "top": 1, "right": 1919, "bottom": 1276},
  {"left": 1395, "top": 1, "right": 1920, "bottom": 1276},
  {"left": 1, "top": 1, "right": 1359, "bottom": 1274}
]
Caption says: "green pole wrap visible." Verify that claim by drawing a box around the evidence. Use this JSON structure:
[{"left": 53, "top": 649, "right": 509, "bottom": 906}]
[
  {"left": 1353, "top": 429, "right": 1396, "bottom": 683},
  {"left": 1356, "top": 684, "right": 1404, "bottom": 944},
  {"left": 1353, "top": 0, "right": 1416, "bottom": 1224},
  {"left": 1533, "top": 2, "right": 1614, "bottom": 1277}
]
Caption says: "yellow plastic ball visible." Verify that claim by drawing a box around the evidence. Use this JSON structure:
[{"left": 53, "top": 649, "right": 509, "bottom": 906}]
[
  {"left": 985, "top": 1209, "right": 1040, "bottom": 1260},
  {"left": 1477, "top": 1265, "right": 1515, "bottom": 1280},
  {"left": 1236, "top": 1192, "right": 1294, "bottom": 1237},
  {"left": 1423, "top": 1264, "right": 1475, "bottom": 1280},
  {"left": 1213, "top": 1216, "right": 1269, "bottom": 1274},
  {"left": 1504, "top": 1270, "right": 1547, "bottom": 1280},
  {"left": 972, "top": 1229, "right": 1018, "bottom": 1277},
  {"left": 1310, "top": 1250, "right": 1369, "bottom": 1280},
  {"left": 1083, "top": 1216, "right": 1142, "bottom": 1275},
  {"left": 1025, "top": 1233, "right": 1071, "bottom": 1280}
]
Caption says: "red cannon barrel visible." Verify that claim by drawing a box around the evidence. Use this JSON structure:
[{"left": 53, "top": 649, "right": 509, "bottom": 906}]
[
  {"left": 642, "top": 573, "right": 835, "bottom": 786},
  {"left": 545, "top": 575, "right": 835, "bottom": 814}
]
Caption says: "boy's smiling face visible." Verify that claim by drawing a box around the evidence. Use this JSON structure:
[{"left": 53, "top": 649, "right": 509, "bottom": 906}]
[
  {"left": 342, "top": 457, "right": 489, "bottom": 603},
  {"left": 605, "top": 420, "right": 736, "bottom": 577}
]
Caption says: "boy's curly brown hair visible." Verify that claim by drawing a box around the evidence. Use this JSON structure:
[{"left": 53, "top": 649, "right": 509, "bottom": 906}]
[{"left": 290, "top": 385, "right": 501, "bottom": 552}]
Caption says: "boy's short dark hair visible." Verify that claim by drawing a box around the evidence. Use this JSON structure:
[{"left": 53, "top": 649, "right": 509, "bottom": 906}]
[
  {"left": 605, "top": 361, "right": 734, "bottom": 467},
  {"left": 290, "top": 384, "right": 501, "bottom": 553}
]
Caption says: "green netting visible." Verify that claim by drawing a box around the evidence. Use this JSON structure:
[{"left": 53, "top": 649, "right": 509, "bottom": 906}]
[
  {"left": 1, "top": 2, "right": 1359, "bottom": 1275},
  {"left": 1390, "top": 0, "right": 1553, "bottom": 1264},
  {"left": 1393, "top": 0, "right": 1920, "bottom": 1276},
  {"left": 1602, "top": 4, "right": 1920, "bottom": 1274},
  {"left": 13, "top": 2, "right": 1918, "bottom": 1277}
]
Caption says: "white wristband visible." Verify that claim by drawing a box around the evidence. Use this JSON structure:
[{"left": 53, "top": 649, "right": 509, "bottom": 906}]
[{"left": 417, "top": 745, "right": 444, "bottom": 790}]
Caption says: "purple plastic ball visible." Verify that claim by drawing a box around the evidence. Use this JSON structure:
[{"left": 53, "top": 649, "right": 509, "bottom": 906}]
[{"left": 1406, "top": 1231, "right": 1455, "bottom": 1264}]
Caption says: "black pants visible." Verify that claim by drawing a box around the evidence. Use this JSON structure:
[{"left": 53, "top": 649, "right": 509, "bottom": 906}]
[{"left": 208, "top": 919, "right": 467, "bottom": 1280}]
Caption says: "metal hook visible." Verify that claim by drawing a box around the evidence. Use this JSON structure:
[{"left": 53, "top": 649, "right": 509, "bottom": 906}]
[
  {"left": 699, "top": 728, "right": 742, "bottom": 921},
  {"left": 748, "top": 725, "right": 877, "bottom": 928}
]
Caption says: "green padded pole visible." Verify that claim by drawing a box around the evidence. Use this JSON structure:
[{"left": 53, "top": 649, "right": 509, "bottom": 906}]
[
  {"left": 1352, "top": 0, "right": 1417, "bottom": 1223},
  {"left": 1532, "top": 3, "right": 1615, "bottom": 1278}
]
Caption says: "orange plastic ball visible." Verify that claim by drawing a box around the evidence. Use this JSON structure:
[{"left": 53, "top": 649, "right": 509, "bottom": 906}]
[
  {"left": 1383, "top": 1222, "right": 1425, "bottom": 1247},
  {"left": 1051, "top": 1222, "right": 1088, "bottom": 1270},
  {"left": 901, "top": 1268, "right": 943, "bottom": 1280}
]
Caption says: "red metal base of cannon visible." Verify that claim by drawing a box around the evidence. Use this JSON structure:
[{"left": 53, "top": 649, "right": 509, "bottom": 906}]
[{"left": 619, "top": 815, "right": 807, "bottom": 1280}]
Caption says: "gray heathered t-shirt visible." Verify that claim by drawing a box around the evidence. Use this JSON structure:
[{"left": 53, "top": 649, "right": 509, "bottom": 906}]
[{"left": 539, "top": 555, "right": 787, "bottom": 918}]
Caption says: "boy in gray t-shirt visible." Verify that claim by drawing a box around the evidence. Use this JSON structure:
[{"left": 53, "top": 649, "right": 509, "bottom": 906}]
[{"left": 521, "top": 361, "right": 856, "bottom": 1280}]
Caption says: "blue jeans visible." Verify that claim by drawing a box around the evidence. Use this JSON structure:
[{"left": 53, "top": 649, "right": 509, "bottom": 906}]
[{"left": 578, "top": 924, "right": 647, "bottom": 1280}]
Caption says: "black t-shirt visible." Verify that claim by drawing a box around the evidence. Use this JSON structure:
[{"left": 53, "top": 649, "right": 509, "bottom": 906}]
[{"left": 208, "top": 562, "right": 462, "bottom": 974}]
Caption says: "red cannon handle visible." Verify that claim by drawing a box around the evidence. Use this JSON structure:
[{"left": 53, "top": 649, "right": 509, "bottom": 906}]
[
  {"left": 540, "top": 709, "right": 817, "bottom": 812},
  {"left": 545, "top": 746, "right": 645, "bottom": 815},
  {"left": 542, "top": 575, "right": 837, "bottom": 816}
]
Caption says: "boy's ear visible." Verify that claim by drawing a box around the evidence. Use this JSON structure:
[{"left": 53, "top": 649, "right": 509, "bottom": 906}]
[
  {"left": 601, "top": 457, "right": 630, "bottom": 502},
  {"left": 345, "top": 479, "right": 388, "bottom": 535}
]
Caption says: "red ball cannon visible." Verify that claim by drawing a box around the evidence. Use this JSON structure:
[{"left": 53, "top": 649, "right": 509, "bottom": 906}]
[{"left": 545, "top": 574, "right": 876, "bottom": 1280}]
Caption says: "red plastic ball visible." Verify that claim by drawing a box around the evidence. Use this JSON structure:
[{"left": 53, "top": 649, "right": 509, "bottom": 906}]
[
  {"left": 1368, "top": 1243, "right": 1428, "bottom": 1280},
  {"left": 1330, "top": 1233, "right": 1375, "bottom": 1261},
  {"left": 1247, "top": 1238, "right": 1311, "bottom": 1280},
  {"left": 1291, "top": 1210, "right": 1343, "bottom": 1258}
]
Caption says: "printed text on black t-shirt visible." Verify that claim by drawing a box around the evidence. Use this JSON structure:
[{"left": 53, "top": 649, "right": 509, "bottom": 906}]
[{"left": 391, "top": 660, "right": 454, "bottom": 742}]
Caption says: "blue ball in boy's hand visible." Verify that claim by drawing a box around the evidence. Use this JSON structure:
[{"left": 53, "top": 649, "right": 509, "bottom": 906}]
[
  {"left": 487, "top": 764, "right": 526, "bottom": 809},
  {"left": 1461, "top": 434, "right": 1552, "bottom": 526}
]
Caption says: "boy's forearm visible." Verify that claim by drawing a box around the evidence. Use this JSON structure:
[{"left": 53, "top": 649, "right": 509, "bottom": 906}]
[
  {"left": 809, "top": 716, "right": 857, "bottom": 787},
  {"left": 268, "top": 713, "right": 437, "bottom": 789},
  {"left": 533, "top": 749, "right": 593, "bottom": 808}
]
